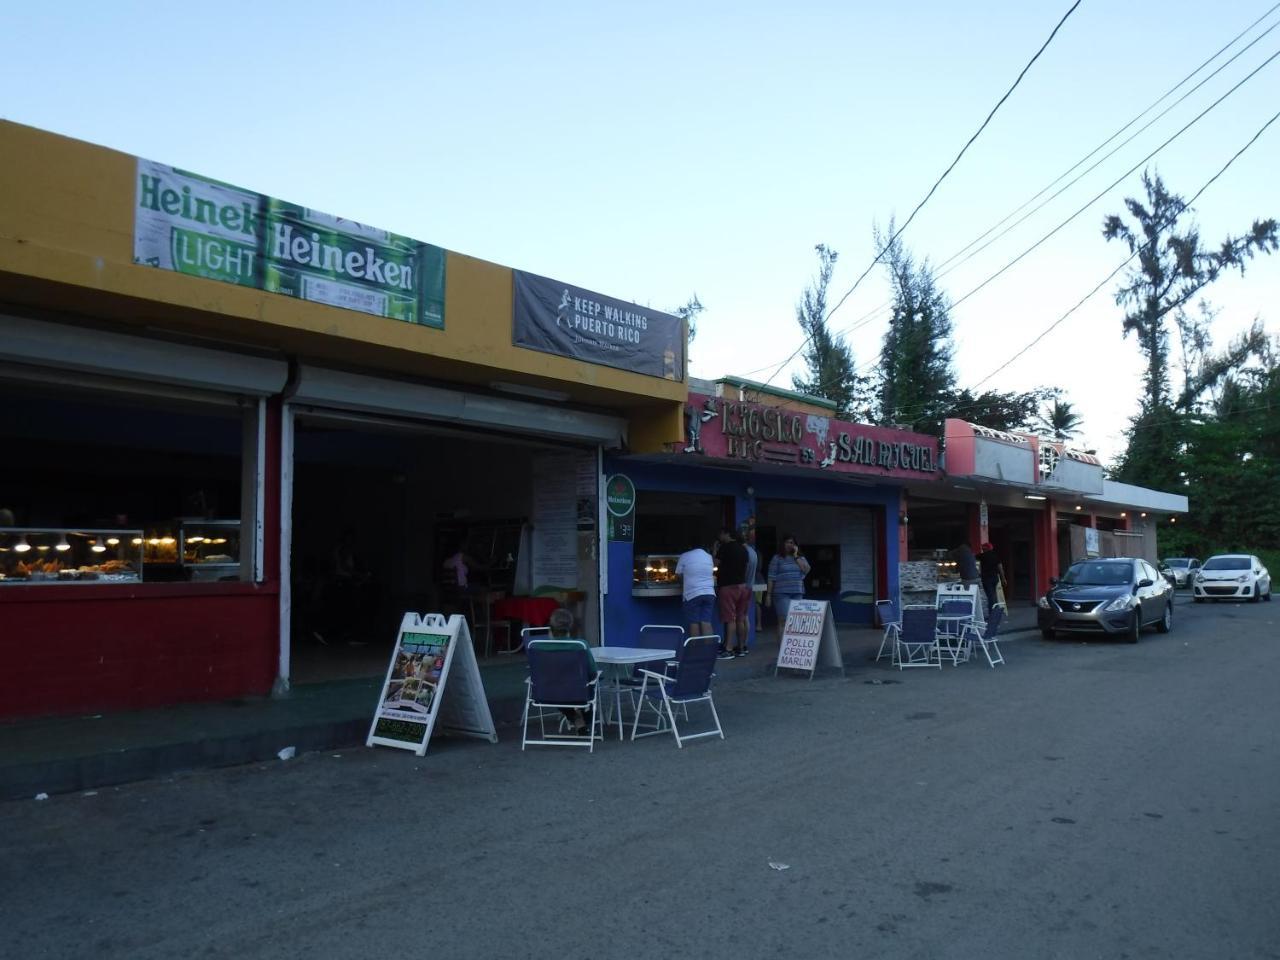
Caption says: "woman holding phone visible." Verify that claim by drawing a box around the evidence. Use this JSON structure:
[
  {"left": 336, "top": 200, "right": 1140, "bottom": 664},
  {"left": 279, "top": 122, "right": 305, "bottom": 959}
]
[{"left": 767, "top": 534, "right": 810, "bottom": 628}]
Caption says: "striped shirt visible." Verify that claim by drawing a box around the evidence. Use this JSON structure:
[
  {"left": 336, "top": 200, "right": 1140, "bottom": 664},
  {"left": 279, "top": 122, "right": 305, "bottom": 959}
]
[{"left": 768, "top": 555, "right": 807, "bottom": 596}]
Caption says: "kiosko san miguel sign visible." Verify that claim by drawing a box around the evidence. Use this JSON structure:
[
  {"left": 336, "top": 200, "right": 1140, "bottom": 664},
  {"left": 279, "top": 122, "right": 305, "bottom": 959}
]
[
  {"left": 133, "top": 159, "right": 446, "bottom": 328},
  {"left": 512, "top": 270, "right": 685, "bottom": 380},
  {"left": 682, "top": 393, "right": 940, "bottom": 480}
]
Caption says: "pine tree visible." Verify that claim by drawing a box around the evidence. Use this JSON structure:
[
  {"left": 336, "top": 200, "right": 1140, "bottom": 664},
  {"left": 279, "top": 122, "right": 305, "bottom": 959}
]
[
  {"left": 873, "top": 225, "right": 956, "bottom": 433},
  {"left": 791, "top": 244, "right": 865, "bottom": 419}
]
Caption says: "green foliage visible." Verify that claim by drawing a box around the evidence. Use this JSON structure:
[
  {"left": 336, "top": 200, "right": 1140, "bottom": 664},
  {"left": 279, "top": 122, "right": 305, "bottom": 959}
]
[
  {"left": 671, "top": 294, "right": 705, "bottom": 342},
  {"left": 1035, "top": 395, "right": 1083, "bottom": 440},
  {"left": 945, "top": 387, "right": 1051, "bottom": 434},
  {"left": 791, "top": 244, "right": 868, "bottom": 419},
  {"left": 873, "top": 224, "right": 956, "bottom": 433}
]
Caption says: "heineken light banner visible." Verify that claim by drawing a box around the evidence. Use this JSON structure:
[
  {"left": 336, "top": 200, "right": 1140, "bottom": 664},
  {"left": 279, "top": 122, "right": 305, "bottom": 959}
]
[
  {"left": 133, "top": 159, "right": 446, "bottom": 328},
  {"left": 513, "top": 270, "right": 685, "bottom": 380}
]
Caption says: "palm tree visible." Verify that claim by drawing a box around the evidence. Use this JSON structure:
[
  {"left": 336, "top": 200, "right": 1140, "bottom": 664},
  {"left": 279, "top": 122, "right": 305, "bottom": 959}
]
[{"left": 1037, "top": 397, "right": 1083, "bottom": 441}]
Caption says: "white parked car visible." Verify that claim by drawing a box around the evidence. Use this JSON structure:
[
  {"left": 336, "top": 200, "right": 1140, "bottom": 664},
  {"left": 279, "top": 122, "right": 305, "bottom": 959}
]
[{"left": 1192, "top": 554, "right": 1272, "bottom": 603}]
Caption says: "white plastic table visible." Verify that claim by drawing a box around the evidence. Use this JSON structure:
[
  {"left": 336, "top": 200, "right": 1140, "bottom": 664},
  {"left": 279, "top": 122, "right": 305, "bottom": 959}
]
[{"left": 593, "top": 646, "right": 677, "bottom": 740}]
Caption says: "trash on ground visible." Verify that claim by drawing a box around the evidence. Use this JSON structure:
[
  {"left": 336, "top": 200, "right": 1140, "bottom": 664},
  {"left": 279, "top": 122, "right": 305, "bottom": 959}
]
[
  {"left": 82, "top": 790, "right": 98, "bottom": 797},
  {"left": 34, "top": 792, "right": 49, "bottom": 801},
  {"left": 768, "top": 861, "right": 790, "bottom": 871},
  {"left": 277, "top": 746, "right": 296, "bottom": 761}
]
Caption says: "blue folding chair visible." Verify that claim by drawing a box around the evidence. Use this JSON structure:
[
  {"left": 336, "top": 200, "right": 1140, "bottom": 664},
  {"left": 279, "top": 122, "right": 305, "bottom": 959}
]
[
  {"left": 606, "top": 624, "right": 685, "bottom": 727},
  {"left": 521, "top": 639, "right": 603, "bottom": 752},
  {"left": 895, "top": 607, "right": 941, "bottom": 670},
  {"left": 936, "top": 596, "right": 976, "bottom": 665},
  {"left": 962, "top": 603, "right": 1006, "bottom": 667},
  {"left": 875, "top": 597, "right": 902, "bottom": 662},
  {"left": 630, "top": 634, "right": 724, "bottom": 747}
]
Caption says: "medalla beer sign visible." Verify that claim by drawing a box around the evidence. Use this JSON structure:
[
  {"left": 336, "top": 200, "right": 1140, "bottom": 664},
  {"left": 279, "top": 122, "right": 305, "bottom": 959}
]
[
  {"left": 133, "top": 159, "right": 446, "bottom": 328},
  {"left": 682, "top": 393, "right": 940, "bottom": 480},
  {"left": 512, "top": 270, "right": 685, "bottom": 380}
]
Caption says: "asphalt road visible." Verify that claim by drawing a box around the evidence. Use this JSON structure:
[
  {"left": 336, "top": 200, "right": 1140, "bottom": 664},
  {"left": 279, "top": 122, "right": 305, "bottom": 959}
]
[{"left": 2, "top": 595, "right": 1278, "bottom": 960}]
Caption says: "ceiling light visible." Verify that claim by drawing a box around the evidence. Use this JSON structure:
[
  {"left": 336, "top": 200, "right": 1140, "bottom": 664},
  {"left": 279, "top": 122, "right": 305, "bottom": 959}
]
[
  {"left": 91, "top": 538, "right": 107, "bottom": 553},
  {"left": 36, "top": 544, "right": 50, "bottom": 552},
  {"left": 1023, "top": 494, "right": 1047, "bottom": 501},
  {"left": 132, "top": 538, "right": 144, "bottom": 546},
  {"left": 14, "top": 535, "right": 30, "bottom": 553},
  {"left": 489, "top": 381, "right": 572, "bottom": 403},
  {"left": 106, "top": 537, "right": 120, "bottom": 546},
  {"left": 1074, "top": 505, "right": 1082, "bottom": 511}
]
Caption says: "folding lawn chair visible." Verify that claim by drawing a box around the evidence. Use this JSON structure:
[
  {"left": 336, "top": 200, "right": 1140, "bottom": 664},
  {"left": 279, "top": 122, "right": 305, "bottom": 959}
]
[
  {"left": 895, "top": 607, "right": 942, "bottom": 670},
  {"left": 521, "top": 639, "right": 604, "bottom": 752},
  {"left": 961, "top": 603, "right": 1006, "bottom": 667},
  {"left": 936, "top": 596, "right": 976, "bottom": 665},
  {"left": 875, "top": 597, "right": 902, "bottom": 663},
  {"left": 630, "top": 634, "right": 724, "bottom": 748}
]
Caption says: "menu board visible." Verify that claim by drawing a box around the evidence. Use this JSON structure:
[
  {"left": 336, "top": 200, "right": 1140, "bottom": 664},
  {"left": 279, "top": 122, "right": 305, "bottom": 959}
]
[
  {"left": 367, "top": 613, "right": 497, "bottom": 756},
  {"left": 775, "top": 600, "right": 844, "bottom": 680},
  {"left": 531, "top": 452, "right": 592, "bottom": 589}
]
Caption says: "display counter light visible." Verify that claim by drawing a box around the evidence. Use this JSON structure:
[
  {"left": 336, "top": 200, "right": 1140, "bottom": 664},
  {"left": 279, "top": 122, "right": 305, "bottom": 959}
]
[
  {"left": 132, "top": 538, "right": 144, "bottom": 546},
  {"left": 91, "top": 538, "right": 106, "bottom": 553},
  {"left": 14, "top": 536, "right": 30, "bottom": 553},
  {"left": 106, "top": 537, "right": 120, "bottom": 546},
  {"left": 188, "top": 536, "right": 204, "bottom": 544},
  {"left": 56, "top": 535, "right": 71, "bottom": 552}
]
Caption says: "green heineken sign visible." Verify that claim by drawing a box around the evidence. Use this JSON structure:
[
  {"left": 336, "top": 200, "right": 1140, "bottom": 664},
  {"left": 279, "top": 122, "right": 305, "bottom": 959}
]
[
  {"left": 133, "top": 159, "right": 445, "bottom": 328},
  {"left": 605, "top": 474, "right": 635, "bottom": 542},
  {"left": 605, "top": 474, "right": 636, "bottom": 517}
]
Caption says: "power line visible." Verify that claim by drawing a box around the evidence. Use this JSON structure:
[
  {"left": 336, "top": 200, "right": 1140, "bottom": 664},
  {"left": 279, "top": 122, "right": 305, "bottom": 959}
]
[
  {"left": 970, "top": 104, "right": 1280, "bottom": 390},
  {"left": 757, "top": 4, "right": 1280, "bottom": 387},
  {"left": 757, "top": 0, "right": 1084, "bottom": 390},
  {"left": 847, "top": 103, "right": 1280, "bottom": 429},
  {"left": 933, "top": 2, "right": 1280, "bottom": 278},
  {"left": 947, "top": 43, "right": 1280, "bottom": 315}
]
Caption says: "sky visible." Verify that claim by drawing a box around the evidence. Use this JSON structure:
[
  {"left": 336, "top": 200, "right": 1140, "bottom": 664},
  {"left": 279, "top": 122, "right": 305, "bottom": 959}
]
[{"left": 3, "top": 1, "right": 1278, "bottom": 463}]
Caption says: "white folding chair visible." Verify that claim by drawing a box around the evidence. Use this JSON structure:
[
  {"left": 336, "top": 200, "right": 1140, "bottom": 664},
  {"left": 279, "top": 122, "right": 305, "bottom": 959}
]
[
  {"left": 875, "top": 598, "right": 902, "bottom": 663},
  {"left": 962, "top": 603, "right": 1006, "bottom": 667},
  {"left": 895, "top": 607, "right": 942, "bottom": 670},
  {"left": 936, "top": 596, "right": 976, "bottom": 665}
]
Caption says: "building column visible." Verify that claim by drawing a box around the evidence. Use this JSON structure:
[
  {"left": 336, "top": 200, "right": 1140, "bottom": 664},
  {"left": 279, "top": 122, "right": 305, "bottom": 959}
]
[{"left": 1033, "top": 499, "right": 1058, "bottom": 597}]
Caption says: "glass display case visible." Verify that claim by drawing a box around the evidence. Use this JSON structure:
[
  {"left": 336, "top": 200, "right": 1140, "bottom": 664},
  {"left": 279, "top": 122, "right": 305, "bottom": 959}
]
[
  {"left": 0, "top": 527, "right": 144, "bottom": 584},
  {"left": 633, "top": 553, "right": 681, "bottom": 597},
  {"left": 179, "top": 519, "right": 242, "bottom": 581}
]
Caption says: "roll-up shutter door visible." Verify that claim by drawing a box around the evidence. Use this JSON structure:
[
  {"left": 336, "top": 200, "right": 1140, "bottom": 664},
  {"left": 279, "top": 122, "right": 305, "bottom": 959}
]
[
  {"left": 839, "top": 508, "right": 876, "bottom": 595},
  {"left": 0, "top": 313, "right": 288, "bottom": 396},
  {"left": 289, "top": 364, "right": 627, "bottom": 448}
]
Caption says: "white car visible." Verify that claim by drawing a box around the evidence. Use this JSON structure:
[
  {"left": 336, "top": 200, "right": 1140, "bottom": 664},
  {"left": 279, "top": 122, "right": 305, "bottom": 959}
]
[{"left": 1192, "top": 554, "right": 1272, "bottom": 603}]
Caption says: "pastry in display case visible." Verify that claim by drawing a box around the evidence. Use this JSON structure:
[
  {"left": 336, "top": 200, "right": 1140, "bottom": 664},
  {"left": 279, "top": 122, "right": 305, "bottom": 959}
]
[
  {"left": 633, "top": 553, "right": 681, "bottom": 597},
  {"left": 0, "top": 527, "right": 144, "bottom": 584},
  {"left": 178, "top": 519, "right": 242, "bottom": 581}
]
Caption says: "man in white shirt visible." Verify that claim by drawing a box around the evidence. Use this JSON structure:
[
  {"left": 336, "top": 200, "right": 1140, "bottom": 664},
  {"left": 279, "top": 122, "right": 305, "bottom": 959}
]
[{"left": 675, "top": 537, "right": 716, "bottom": 638}]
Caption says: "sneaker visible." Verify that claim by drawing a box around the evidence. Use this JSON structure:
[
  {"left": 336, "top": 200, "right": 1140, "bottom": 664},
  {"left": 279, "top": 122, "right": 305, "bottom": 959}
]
[
  {"left": 717, "top": 650, "right": 736, "bottom": 660},
  {"left": 737, "top": 648, "right": 749, "bottom": 657}
]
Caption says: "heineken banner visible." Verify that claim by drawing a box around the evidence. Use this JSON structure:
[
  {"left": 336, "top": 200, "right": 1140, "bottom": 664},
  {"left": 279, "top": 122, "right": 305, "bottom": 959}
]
[
  {"left": 133, "top": 159, "right": 446, "bottom": 328},
  {"left": 513, "top": 270, "right": 685, "bottom": 380}
]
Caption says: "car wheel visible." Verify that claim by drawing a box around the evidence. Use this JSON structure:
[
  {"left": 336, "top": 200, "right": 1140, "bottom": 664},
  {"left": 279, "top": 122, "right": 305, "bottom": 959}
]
[
  {"left": 1041, "top": 628, "right": 1055, "bottom": 641},
  {"left": 1156, "top": 602, "right": 1172, "bottom": 634},
  {"left": 1251, "top": 584, "right": 1261, "bottom": 603},
  {"left": 1126, "top": 612, "right": 1141, "bottom": 644},
  {"left": 1265, "top": 586, "right": 1272, "bottom": 602}
]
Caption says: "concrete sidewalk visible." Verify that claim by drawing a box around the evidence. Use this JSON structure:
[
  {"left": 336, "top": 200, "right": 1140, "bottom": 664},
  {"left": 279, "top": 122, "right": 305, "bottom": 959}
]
[{"left": 0, "top": 612, "right": 1041, "bottom": 801}]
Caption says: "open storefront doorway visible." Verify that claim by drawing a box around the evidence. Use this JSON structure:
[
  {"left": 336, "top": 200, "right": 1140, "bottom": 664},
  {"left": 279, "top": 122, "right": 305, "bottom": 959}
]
[
  {"left": 287, "top": 411, "right": 599, "bottom": 684},
  {"left": 754, "top": 499, "right": 878, "bottom": 625}
]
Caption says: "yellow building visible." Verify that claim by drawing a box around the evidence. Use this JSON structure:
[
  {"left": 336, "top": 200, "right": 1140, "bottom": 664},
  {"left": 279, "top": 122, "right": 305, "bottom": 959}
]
[{"left": 0, "top": 120, "right": 686, "bottom": 718}]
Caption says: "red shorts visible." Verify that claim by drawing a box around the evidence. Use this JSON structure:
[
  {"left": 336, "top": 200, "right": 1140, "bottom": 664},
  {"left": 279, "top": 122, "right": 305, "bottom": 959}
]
[{"left": 717, "top": 584, "right": 751, "bottom": 622}]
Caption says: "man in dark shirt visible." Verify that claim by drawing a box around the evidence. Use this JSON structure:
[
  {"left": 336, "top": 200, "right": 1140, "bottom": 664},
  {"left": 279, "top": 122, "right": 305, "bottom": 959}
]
[
  {"left": 977, "top": 541, "right": 1007, "bottom": 617},
  {"left": 715, "top": 527, "right": 750, "bottom": 658}
]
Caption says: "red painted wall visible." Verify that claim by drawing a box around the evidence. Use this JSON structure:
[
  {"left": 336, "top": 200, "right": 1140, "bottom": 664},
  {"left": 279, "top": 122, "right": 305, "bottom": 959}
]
[{"left": 0, "top": 582, "right": 278, "bottom": 719}]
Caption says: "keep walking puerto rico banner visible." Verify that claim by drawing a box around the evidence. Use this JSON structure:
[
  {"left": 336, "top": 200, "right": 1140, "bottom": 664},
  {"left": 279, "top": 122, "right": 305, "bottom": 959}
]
[
  {"left": 512, "top": 270, "right": 685, "bottom": 380},
  {"left": 133, "top": 159, "right": 446, "bottom": 328}
]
